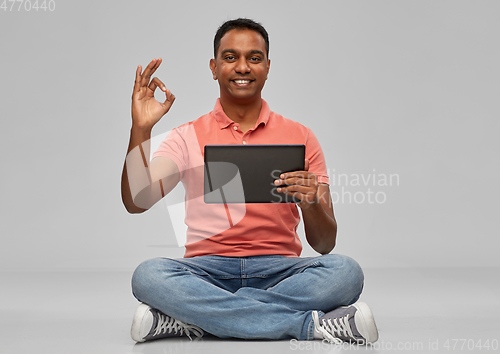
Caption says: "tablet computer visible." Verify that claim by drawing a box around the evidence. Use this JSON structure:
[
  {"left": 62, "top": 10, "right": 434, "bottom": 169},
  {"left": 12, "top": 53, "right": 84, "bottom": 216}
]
[{"left": 204, "top": 144, "right": 305, "bottom": 203}]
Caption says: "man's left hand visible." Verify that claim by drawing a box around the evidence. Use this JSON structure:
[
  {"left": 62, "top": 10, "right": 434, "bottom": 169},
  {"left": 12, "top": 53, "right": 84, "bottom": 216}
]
[{"left": 274, "top": 159, "right": 318, "bottom": 209}]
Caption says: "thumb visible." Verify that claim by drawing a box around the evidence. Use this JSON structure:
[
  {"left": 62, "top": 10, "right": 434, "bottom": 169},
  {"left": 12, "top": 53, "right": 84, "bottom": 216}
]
[
  {"left": 304, "top": 159, "right": 309, "bottom": 171},
  {"left": 161, "top": 89, "right": 176, "bottom": 112}
]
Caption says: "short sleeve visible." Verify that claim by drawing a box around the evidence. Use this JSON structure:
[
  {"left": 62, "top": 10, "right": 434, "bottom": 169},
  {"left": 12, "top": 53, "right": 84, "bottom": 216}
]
[
  {"left": 152, "top": 123, "right": 194, "bottom": 179},
  {"left": 305, "top": 128, "right": 329, "bottom": 185}
]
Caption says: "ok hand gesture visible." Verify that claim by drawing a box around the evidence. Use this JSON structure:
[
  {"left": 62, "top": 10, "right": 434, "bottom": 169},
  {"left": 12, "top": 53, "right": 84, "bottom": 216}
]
[{"left": 131, "top": 58, "right": 175, "bottom": 130}]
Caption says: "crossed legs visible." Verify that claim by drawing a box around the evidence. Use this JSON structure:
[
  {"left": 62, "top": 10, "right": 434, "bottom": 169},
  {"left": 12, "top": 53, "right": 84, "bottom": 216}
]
[{"left": 131, "top": 254, "right": 364, "bottom": 340}]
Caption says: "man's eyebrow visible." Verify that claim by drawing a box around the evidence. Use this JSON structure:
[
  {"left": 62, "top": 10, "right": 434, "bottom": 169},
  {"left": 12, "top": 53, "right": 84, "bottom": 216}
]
[
  {"left": 248, "top": 50, "right": 265, "bottom": 57},
  {"left": 220, "top": 49, "right": 237, "bottom": 56}
]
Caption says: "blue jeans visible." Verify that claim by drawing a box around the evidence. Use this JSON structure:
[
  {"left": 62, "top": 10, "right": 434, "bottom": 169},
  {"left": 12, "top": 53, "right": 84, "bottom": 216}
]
[{"left": 131, "top": 254, "right": 364, "bottom": 340}]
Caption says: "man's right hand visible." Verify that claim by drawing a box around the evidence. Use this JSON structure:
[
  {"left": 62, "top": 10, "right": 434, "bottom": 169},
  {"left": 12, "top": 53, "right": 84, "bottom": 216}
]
[
  {"left": 122, "top": 58, "right": 180, "bottom": 214},
  {"left": 131, "top": 58, "right": 176, "bottom": 130}
]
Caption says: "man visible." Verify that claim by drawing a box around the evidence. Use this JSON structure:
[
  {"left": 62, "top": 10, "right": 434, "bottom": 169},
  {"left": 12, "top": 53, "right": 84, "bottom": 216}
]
[{"left": 121, "top": 18, "right": 378, "bottom": 344}]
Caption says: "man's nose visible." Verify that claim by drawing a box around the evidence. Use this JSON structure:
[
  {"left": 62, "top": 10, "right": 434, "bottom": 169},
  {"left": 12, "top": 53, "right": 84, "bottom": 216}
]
[{"left": 235, "top": 58, "right": 250, "bottom": 73}]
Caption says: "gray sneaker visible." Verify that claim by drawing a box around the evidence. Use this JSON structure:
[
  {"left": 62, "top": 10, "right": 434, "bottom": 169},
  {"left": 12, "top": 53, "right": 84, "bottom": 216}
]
[
  {"left": 312, "top": 301, "right": 378, "bottom": 344},
  {"left": 131, "top": 303, "right": 204, "bottom": 342}
]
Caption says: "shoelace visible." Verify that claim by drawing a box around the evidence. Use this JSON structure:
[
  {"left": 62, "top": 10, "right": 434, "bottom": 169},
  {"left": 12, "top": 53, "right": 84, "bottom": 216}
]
[
  {"left": 312, "top": 310, "right": 355, "bottom": 344},
  {"left": 154, "top": 312, "right": 204, "bottom": 340}
]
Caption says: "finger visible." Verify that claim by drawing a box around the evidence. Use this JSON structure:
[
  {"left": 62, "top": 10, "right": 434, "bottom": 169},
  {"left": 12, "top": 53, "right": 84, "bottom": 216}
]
[
  {"left": 276, "top": 178, "right": 312, "bottom": 188},
  {"left": 290, "top": 169, "right": 317, "bottom": 181},
  {"left": 275, "top": 160, "right": 310, "bottom": 182},
  {"left": 278, "top": 186, "right": 317, "bottom": 204},
  {"left": 140, "top": 59, "right": 156, "bottom": 83},
  {"left": 133, "top": 65, "right": 143, "bottom": 94},
  {"left": 277, "top": 185, "right": 311, "bottom": 195},
  {"left": 141, "top": 58, "right": 161, "bottom": 87},
  {"left": 155, "top": 57, "right": 163, "bottom": 69},
  {"left": 162, "top": 89, "right": 176, "bottom": 106},
  {"left": 150, "top": 58, "right": 162, "bottom": 75},
  {"left": 158, "top": 91, "right": 176, "bottom": 115},
  {"left": 277, "top": 173, "right": 316, "bottom": 186},
  {"left": 279, "top": 170, "right": 311, "bottom": 179},
  {"left": 147, "top": 77, "right": 167, "bottom": 96}
]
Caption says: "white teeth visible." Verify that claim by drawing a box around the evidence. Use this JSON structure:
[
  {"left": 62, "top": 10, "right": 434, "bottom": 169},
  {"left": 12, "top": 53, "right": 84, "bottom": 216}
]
[{"left": 234, "top": 80, "right": 251, "bottom": 84}]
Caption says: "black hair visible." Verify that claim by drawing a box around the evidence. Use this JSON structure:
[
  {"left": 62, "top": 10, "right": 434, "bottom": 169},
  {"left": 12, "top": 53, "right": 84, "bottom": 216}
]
[{"left": 213, "top": 18, "right": 269, "bottom": 59}]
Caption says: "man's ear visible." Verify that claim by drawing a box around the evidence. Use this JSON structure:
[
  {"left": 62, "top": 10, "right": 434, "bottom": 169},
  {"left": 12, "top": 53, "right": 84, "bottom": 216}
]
[
  {"left": 266, "top": 59, "right": 271, "bottom": 79},
  {"left": 209, "top": 59, "right": 217, "bottom": 80}
]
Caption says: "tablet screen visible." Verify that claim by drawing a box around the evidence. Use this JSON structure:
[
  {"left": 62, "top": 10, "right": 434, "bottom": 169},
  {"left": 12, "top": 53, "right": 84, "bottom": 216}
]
[{"left": 204, "top": 145, "right": 305, "bottom": 203}]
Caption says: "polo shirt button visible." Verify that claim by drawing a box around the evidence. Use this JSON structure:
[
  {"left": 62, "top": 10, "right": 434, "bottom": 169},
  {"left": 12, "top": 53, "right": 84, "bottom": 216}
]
[
  {"left": 233, "top": 126, "right": 238, "bottom": 130},
  {"left": 243, "top": 141, "right": 247, "bottom": 145}
]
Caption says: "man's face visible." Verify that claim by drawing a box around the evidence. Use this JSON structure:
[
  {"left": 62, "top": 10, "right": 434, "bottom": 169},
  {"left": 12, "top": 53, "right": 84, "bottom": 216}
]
[{"left": 210, "top": 29, "right": 270, "bottom": 104}]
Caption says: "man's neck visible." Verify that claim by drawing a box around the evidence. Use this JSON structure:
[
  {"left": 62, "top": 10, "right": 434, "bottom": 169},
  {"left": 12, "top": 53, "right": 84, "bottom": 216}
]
[{"left": 219, "top": 96, "right": 262, "bottom": 130}]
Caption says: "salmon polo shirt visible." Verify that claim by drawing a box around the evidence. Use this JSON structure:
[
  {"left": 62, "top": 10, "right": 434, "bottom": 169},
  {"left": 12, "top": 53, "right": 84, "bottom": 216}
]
[{"left": 153, "top": 99, "right": 329, "bottom": 258}]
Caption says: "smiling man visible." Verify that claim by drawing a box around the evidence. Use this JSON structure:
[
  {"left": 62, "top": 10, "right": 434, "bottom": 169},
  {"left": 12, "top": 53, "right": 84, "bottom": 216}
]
[
  {"left": 121, "top": 18, "right": 378, "bottom": 345},
  {"left": 209, "top": 27, "right": 270, "bottom": 129}
]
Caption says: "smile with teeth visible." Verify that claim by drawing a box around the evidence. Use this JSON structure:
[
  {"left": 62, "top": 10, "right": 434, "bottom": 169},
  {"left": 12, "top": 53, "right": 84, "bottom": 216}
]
[{"left": 233, "top": 79, "right": 252, "bottom": 84}]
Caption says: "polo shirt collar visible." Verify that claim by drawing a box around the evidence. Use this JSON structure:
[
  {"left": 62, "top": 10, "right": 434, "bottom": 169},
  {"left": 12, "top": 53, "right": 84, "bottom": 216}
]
[{"left": 213, "top": 98, "right": 270, "bottom": 130}]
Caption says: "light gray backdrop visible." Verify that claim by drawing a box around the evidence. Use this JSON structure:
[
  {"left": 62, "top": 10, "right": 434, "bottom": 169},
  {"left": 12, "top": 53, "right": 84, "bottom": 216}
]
[{"left": 1, "top": 0, "right": 498, "bottom": 271}]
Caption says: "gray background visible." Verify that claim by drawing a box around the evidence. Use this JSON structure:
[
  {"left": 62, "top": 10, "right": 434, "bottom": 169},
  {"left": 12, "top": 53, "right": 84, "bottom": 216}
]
[{"left": 1, "top": 0, "right": 498, "bottom": 271}]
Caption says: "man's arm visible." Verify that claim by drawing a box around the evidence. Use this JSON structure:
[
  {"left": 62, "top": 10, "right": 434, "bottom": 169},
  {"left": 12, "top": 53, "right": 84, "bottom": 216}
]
[
  {"left": 299, "top": 183, "right": 337, "bottom": 254},
  {"left": 121, "top": 128, "right": 180, "bottom": 213},
  {"left": 274, "top": 160, "right": 337, "bottom": 254},
  {"left": 121, "top": 58, "right": 180, "bottom": 214}
]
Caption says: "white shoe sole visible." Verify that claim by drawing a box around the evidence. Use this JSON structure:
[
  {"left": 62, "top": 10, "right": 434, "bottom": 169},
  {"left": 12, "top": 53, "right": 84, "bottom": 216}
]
[
  {"left": 131, "top": 303, "right": 152, "bottom": 342},
  {"left": 353, "top": 302, "right": 379, "bottom": 344}
]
